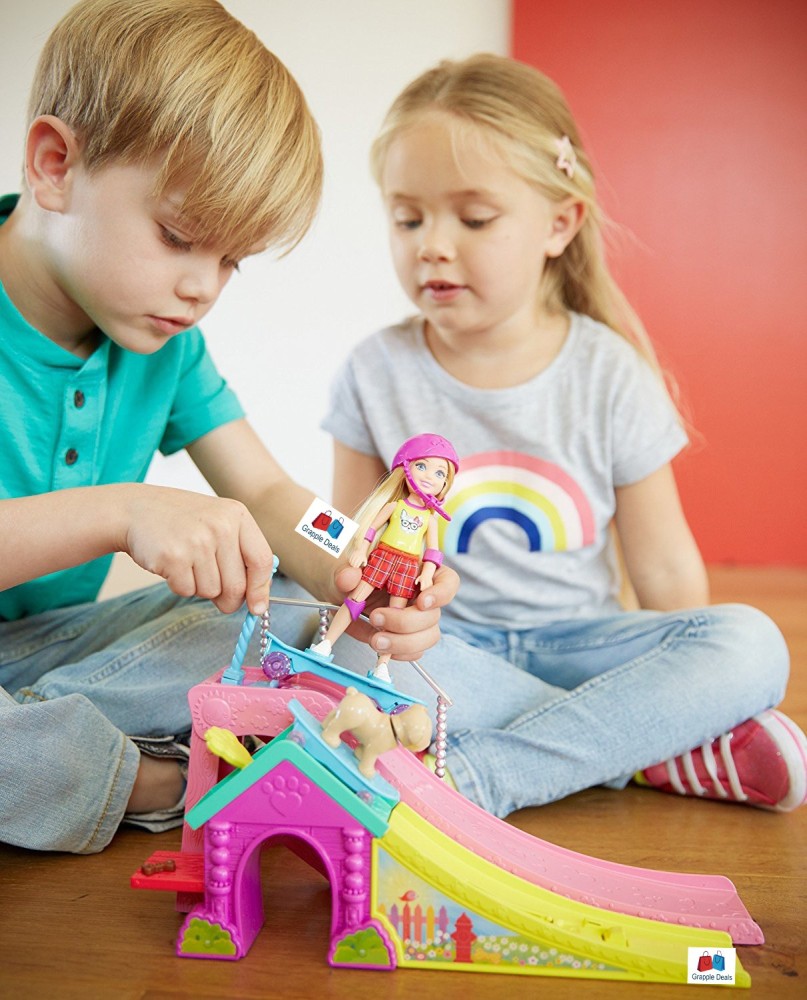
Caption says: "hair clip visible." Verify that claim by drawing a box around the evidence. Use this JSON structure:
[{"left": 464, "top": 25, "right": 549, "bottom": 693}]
[{"left": 555, "top": 135, "right": 577, "bottom": 179}]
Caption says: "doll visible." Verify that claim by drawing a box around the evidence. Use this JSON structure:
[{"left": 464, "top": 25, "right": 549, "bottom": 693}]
[{"left": 310, "top": 433, "right": 458, "bottom": 681}]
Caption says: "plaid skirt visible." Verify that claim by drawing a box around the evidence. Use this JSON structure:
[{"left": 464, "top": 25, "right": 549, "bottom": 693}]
[{"left": 361, "top": 543, "right": 419, "bottom": 599}]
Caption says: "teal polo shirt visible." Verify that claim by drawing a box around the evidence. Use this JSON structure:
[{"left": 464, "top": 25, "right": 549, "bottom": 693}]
[{"left": 0, "top": 194, "right": 244, "bottom": 620}]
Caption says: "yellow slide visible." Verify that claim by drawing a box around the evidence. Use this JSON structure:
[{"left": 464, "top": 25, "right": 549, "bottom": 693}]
[{"left": 372, "top": 803, "right": 750, "bottom": 985}]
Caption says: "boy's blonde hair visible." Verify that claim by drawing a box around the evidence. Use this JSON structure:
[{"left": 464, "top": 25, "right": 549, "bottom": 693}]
[
  {"left": 371, "top": 53, "right": 672, "bottom": 392},
  {"left": 30, "top": 0, "right": 322, "bottom": 259}
]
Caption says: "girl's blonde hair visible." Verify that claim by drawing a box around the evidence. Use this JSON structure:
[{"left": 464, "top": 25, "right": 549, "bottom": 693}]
[
  {"left": 371, "top": 53, "right": 674, "bottom": 397},
  {"left": 30, "top": 0, "right": 322, "bottom": 260}
]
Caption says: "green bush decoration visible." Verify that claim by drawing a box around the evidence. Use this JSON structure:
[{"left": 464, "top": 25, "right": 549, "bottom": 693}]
[
  {"left": 180, "top": 917, "right": 237, "bottom": 956},
  {"left": 332, "top": 926, "right": 392, "bottom": 966}
]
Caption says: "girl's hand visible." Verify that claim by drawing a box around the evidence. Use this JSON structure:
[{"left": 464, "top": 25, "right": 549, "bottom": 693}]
[
  {"left": 334, "top": 562, "right": 459, "bottom": 661},
  {"left": 122, "top": 485, "right": 275, "bottom": 615}
]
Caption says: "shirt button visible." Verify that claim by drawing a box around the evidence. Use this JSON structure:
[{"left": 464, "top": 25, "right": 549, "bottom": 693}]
[
  {"left": 65, "top": 448, "right": 79, "bottom": 466},
  {"left": 74, "top": 390, "right": 86, "bottom": 408}
]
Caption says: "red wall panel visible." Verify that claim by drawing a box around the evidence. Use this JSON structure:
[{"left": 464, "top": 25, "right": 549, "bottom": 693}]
[{"left": 513, "top": 0, "right": 807, "bottom": 564}]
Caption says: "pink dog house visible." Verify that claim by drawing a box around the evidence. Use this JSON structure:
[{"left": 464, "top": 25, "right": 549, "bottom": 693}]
[{"left": 173, "top": 709, "right": 398, "bottom": 967}]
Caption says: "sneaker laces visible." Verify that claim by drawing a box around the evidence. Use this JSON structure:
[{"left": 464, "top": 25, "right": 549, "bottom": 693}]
[{"left": 668, "top": 732, "right": 747, "bottom": 802}]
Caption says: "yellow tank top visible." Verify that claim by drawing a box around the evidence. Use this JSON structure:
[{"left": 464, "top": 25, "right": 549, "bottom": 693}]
[{"left": 380, "top": 499, "right": 431, "bottom": 556}]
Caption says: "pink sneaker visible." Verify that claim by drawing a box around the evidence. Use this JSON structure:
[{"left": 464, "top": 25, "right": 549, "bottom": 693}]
[{"left": 636, "top": 710, "right": 807, "bottom": 812}]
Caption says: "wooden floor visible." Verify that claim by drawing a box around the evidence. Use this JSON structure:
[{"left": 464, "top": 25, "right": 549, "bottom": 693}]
[{"left": 2, "top": 567, "right": 805, "bottom": 999}]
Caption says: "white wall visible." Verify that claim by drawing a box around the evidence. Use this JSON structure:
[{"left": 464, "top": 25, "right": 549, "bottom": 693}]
[{"left": 1, "top": 0, "right": 509, "bottom": 504}]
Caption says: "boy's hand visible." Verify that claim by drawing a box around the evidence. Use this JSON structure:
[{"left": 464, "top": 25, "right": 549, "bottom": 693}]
[
  {"left": 334, "top": 563, "right": 459, "bottom": 661},
  {"left": 123, "top": 486, "right": 274, "bottom": 615}
]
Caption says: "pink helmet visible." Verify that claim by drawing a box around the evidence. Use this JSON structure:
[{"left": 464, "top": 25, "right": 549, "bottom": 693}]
[{"left": 391, "top": 433, "right": 459, "bottom": 520}]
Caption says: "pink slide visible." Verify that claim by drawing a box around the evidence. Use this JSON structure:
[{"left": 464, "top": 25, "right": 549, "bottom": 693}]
[{"left": 378, "top": 747, "right": 763, "bottom": 944}]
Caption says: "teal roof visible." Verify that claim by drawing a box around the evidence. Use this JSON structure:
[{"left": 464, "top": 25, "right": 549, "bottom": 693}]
[{"left": 186, "top": 705, "right": 399, "bottom": 838}]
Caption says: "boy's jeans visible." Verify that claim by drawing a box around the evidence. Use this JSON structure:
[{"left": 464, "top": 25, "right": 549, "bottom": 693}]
[
  {"left": 0, "top": 582, "right": 320, "bottom": 854},
  {"left": 0, "top": 580, "right": 788, "bottom": 851}
]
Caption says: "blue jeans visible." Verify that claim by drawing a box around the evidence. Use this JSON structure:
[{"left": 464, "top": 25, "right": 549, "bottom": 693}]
[
  {"left": 322, "top": 602, "right": 790, "bottom": 818},
  {"left": 0, "top": 581, "right": 321, "bottom": 854},
  {"left": 1, "top": 582, "right": 788, "bottom": 850}
]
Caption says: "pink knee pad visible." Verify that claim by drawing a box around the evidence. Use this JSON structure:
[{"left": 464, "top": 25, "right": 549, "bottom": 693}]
[{"left": 345, "top": 597, "right": 367, "bottom": 621}]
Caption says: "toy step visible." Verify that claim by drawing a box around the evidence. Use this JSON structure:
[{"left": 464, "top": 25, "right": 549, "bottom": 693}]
[{"left": 131, "top": 851, "right": 204, "bottom": 893}]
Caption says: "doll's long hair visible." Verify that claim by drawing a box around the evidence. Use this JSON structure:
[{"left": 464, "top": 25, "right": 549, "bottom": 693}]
[{"left": 347, "top": 464, "right": 454, "bottom": 561}]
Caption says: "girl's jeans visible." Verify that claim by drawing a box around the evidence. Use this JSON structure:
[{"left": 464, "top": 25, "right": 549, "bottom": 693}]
[
  {"left": 412, "top": 606, "right": 789, "bottom": 817},
  {"left": 257, "top": 586, "right": 789, "bottom": 821},
  {"left": 0, "top": 579, "right": 788, "bottom": 851}
]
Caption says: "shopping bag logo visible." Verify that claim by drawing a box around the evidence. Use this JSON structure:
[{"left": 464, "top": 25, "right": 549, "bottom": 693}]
[
  {"left": 295, "top": 498, "right": 357, "bottom": 559},
  {"left": 687, "top": 946, "right": 736, "bottom": 984},
  {"left": 327, "top": 517, "right": 344, "bottom": 539},
  {"left": 311, "top": 509, "right": 332, "bottom": 530}
]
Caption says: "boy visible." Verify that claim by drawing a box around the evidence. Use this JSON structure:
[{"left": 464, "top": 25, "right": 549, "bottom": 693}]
[{"left": 0, "top": 0, "right": 455, "bottom": 854}]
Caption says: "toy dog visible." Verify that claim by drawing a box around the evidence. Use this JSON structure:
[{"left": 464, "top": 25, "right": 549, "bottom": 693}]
[{"left": 321, "top": 686, "right": 432, "bottom": 777}]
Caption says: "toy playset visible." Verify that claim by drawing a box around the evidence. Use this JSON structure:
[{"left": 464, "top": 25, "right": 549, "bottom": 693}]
[
  {"left": 133, "top": 602, "right": 756, "bottom": 987},
  {"left": 132, "top": 434, "right": 753, "bottom": 984}
]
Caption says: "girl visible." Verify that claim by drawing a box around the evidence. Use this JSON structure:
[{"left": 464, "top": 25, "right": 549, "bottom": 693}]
[
  {"left": 320, "top": 54, "right": 806, "bottom": 818},
  {"left": 311, "top": 433, "right": 458, "bottom": 682}
]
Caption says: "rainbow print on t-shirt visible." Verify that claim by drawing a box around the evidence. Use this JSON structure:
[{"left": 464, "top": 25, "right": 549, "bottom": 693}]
[{"left": 439, "top": 451, "right": 595, "bottom": 555}]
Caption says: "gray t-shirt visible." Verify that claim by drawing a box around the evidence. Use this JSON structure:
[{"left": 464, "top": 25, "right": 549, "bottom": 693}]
[{"left": 322, "top": 313, "right": 687, "bottom": 629}]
